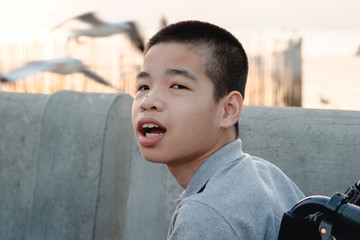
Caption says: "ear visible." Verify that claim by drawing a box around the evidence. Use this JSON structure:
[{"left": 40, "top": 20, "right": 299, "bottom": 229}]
[{"left": 219, "top": 91, "right": 243, "bottom": 128}]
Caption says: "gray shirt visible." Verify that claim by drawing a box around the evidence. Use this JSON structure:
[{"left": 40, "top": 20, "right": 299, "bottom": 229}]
[{"left": 168, "top": 139, "right": 305, "bottom": 240}]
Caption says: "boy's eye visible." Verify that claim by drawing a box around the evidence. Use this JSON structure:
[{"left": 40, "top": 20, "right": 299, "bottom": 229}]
[
  {"left": 171, "top": 84, "right": 188, "bottom": 89},
  {"left": 138, "top": 85, "right": 150, "bottom": 91}
]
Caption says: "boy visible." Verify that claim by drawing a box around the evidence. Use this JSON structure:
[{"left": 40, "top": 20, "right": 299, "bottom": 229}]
[{"left": 132, "top": 20, "right": 305, "bottom": 239}]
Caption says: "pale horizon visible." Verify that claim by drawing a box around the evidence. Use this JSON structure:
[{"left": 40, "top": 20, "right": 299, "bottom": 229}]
[{"left": 1, "top": 0, "right": 360, "bottom": 32}]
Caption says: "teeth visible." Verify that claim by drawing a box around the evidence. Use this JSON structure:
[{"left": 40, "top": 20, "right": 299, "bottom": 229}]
[
  {"left": 145, "top": 132, "right": 163, "bottom": 137},
  {"left": 142, "top": 123, "right": 159, "bottom": 129},
  {"left": 141, "top": 123, "right": 164, "bottom": 137}
]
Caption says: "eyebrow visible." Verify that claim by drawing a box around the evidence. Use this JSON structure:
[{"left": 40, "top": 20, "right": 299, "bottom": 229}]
[
  {"left": 136, "top": 71, "right": 150, "bottom": 81},
  {"left": 165, "top": 68, "right": 197, "bottom": 81},
  {"left": 136, "top": 68, "right": 198, "bottom": 82}
]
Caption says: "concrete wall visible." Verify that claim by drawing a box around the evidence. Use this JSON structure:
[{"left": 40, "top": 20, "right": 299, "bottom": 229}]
[
  {"left": 239, "top": 106, "right": 360, "bottom": 197},
  {"left": 0, "top": 91, "right": 359, "bottom": 240},
  {"left": 0, "top": 92, "right": 50, "bottom": 240},
  {"left": 27, "top": 91, "right": 135, "bottom": 240}
]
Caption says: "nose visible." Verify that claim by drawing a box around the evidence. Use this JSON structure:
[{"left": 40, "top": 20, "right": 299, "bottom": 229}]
[{"left": 139, "top": 91, "right": 165, "bottom": 112}]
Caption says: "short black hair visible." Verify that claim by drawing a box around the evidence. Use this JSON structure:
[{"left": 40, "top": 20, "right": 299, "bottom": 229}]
[
  {"left": 146, "top": 20, "right": 248, "bottom": 137},
  {"left": 146, "top": 20, "right": 248, "bottom": 101}
]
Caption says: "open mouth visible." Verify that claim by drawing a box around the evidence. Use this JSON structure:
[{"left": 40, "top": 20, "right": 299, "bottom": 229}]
[{"left": 140, "top": 123, "right": 167, "bottom": 137}]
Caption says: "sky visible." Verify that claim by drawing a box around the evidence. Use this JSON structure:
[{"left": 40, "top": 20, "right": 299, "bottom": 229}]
[
  {"left": 1, "top": 0, "right": 360, "bottom": 33},
  {"left": 1, "top": 0, "right": 359, "bottom": 58},
  {"left": 0, "top": 0, "right": 359, "bottom": 110}
]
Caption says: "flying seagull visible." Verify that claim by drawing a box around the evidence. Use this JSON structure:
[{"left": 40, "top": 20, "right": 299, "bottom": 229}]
[
  {"left": 51, "top": 12, "right": 144, "bottom": 52},
  {"left": 320, "top": 95, "right": 330, "bottom": 105},
  {"left": 0, "top": 56, "right": 120, "bottom": 91},
  {"left": 159, "top": 15, "right": 168, "bottom": 29}
]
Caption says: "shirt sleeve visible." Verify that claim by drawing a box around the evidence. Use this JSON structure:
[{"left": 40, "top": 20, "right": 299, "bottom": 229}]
[{"left": 168, "top": 200, "right": 239, "bottom": 240}]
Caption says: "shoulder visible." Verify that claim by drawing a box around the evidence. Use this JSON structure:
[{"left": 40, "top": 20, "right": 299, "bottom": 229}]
[
  {"left": 188, "top": 154, "right": 304, "bottom": 238},
  {"left": 169, "top": 199, "right": 239, "bottom": 239},
  {"left": 209, "top": 154, "right": 304, "bottom": 202},
  {"left": 171, "top": 191, "right": 274, "bottom": 239},
  {"left": 169, "top": 149, "right": 305, "bottom": 239}
]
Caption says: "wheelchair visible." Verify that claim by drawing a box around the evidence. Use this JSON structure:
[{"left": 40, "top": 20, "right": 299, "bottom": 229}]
[{"left": 278, "top": 180, "right": 360, "bottom": 240}]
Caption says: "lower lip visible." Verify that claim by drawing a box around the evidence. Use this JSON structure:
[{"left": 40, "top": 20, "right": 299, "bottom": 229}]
[{"left": 138, "top": 134, "right": 164, "bottom": 147}]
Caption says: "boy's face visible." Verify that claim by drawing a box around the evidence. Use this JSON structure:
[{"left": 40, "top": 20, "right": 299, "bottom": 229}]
[{"left": 132, "top": 42, "right": 226, "bottom": 167}]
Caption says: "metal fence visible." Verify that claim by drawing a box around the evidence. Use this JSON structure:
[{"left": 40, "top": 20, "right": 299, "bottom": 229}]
[
  {"left": 246, "top": 37, "right": 302, "bottom": 107},
  {"left": 0, "top": 32, "right": 302, "bottom": 106},
  {"left": 0, "top": 34, "right": 142, "bottom": 95}
]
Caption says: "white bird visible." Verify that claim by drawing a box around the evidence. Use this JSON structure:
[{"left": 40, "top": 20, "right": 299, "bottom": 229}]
[
  {"left": 51, "top": 12, "right": 145, "bottom": 52},
  {"left": 319, "top": 92, "right": 331, "bottom": 105},
  {"left": 159, "top": 15, "right": 168, "bottom": 29},
  {"left": 0, "top": 56, "right": 120, "bottom": 91},
  {"left": 356, "top": 45, "right": 360, "bottom": 57},
  {"left": 320, "top": 96, "right": 330, "bottom": 105}
]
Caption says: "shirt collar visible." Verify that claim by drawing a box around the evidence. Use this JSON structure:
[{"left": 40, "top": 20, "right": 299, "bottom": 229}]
[{"left": 183, "top": 139, "right": 245, "bottom": 198}]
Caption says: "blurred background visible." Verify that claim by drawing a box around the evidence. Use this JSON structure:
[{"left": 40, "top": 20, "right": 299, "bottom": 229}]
[{"left": 0, "top": 0, "right": 359, "bottom": 110}]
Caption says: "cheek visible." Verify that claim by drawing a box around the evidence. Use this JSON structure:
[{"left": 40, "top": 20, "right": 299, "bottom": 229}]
[
  {"left": 131, "top": 103, "right": 139, "bottom": 129},
  {"left": 180, "top": 104, "right": 217, "bottom": 134}
]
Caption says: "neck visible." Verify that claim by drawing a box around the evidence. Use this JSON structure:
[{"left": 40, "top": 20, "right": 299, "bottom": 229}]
[
  {"left": 167, "top": 156, "right": 207, "bottom": 189},
  {"left": 167, "top": 133, "right": 236, "bottom": 189}
]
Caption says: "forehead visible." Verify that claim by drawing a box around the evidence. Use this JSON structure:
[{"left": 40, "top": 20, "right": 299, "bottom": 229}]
[
  {"left": 144, "top": 42, "right": 208, "bottom": 67},
  {"left": 138, "top": 42, "right": 214, "bottom": 87}
]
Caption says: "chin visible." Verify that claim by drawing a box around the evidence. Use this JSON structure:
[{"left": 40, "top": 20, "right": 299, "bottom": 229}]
[
  {"left": 141, "top": 151, "right": 182, "bottom": 166},
  {"left": 139, "top": 148, "right": 167, "bottom": 164}
]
